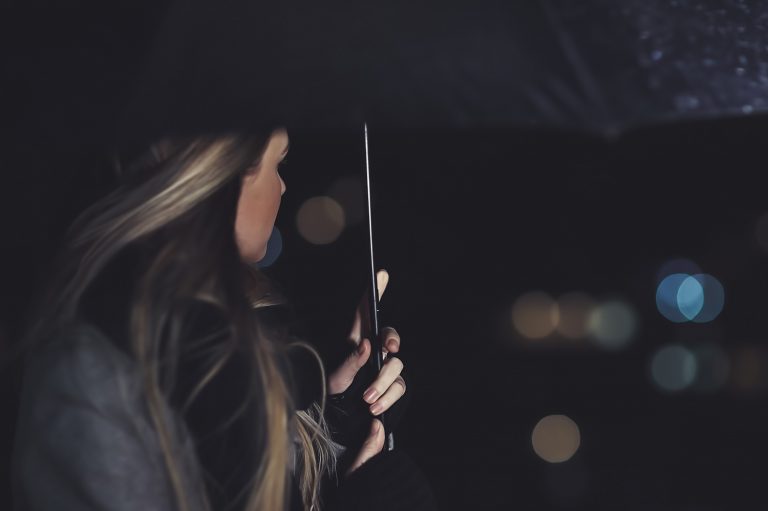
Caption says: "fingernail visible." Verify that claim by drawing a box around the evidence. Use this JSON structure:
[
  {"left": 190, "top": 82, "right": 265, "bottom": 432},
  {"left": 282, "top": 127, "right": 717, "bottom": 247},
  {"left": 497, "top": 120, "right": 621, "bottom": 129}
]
[
  {"left": 372, "top": 420, "right": 380, "bottom": 433},
  {"left": 363, "top": 388, "right": 378, "bottom": 403},
  {"left": 370, "top": 403, "right": 383, "bottom": 415}
]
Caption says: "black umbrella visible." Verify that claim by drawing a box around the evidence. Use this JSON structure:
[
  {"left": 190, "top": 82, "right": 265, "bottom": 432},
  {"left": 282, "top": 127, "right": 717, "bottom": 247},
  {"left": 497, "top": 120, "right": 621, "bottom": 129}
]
[
  {"left": 9, "top": 1, "right": 768, "bottom": 143},
  {"left": 115, "top": 0, "right": 768, "bottom": 141}
]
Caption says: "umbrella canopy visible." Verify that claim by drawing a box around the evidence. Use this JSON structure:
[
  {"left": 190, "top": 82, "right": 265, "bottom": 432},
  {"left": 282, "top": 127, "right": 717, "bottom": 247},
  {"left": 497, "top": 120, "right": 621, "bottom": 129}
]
[
  {"left": 115, "top": 0, "right": 768, "bottom": 143},
  {"left": 8, "top": 1, "right": 768, "bottom": 148}
]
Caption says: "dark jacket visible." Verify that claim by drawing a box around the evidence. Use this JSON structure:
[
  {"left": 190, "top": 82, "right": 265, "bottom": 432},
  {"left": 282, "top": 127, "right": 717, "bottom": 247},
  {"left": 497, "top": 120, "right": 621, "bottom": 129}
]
[{"left": 11, "top": 316, "right": 436, "bottom": 511}]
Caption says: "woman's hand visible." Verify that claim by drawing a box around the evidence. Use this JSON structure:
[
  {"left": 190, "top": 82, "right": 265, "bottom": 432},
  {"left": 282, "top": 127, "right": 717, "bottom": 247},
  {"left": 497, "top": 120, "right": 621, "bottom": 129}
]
[
  {"left": 327, "top": 270, "right": 407, "bottom": 418},
  {"left": 345, "top": 418, "right": 385, "bottom": 476}
]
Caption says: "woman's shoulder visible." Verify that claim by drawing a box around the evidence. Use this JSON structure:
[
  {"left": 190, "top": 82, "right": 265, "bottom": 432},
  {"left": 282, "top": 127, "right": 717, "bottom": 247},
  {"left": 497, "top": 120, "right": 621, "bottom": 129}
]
[
  {"left": 13, "top": 320, "right": 208, "bottom": 511},
  {"left": 19, "top": 320, "right": 143, "bottom": 419}
]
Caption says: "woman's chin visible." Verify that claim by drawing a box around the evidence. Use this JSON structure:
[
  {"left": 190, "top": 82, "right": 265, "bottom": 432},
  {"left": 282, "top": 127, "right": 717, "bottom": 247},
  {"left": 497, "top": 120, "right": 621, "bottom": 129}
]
[{"left": 238, "top": 244, "right": 268, "bottom": 265}]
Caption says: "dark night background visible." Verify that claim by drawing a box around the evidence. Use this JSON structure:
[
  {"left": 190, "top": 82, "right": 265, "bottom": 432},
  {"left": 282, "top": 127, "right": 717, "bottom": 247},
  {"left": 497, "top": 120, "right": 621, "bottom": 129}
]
[{"left": 4, "top": 4, "right": 768, "bottom": 511}]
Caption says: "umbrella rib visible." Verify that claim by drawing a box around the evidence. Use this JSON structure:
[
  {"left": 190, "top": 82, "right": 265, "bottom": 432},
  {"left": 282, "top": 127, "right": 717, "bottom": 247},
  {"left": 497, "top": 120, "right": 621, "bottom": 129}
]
[{"left": 539, "top": 0, "right": 615, "bottom": 132}]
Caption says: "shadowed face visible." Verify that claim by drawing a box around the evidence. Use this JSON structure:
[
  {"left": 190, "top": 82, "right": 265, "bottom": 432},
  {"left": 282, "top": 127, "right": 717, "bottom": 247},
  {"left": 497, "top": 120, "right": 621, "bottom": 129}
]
[{"left": 234, "top": 128, "right": 289, "bottom": 262}]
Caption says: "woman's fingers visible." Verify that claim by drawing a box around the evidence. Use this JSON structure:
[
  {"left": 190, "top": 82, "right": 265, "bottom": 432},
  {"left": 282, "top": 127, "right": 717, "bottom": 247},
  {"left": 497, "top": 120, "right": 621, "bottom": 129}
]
[
  {"left": 347, "top": 270, "right": 390, "bottom": 344},
  {"left": 345, "top": 419, "right": 385, "bottom": 477},
  {"left": 376, "top": 270, "right": 389, "bottom": 300},
  {"left": 380, "top": 326, "right": 401, "bottom": 357},
  {"left": 367, "top": 375, "right": 406, "bottom": 416},
  {"left": 327, "top": 338, "right": 371, "bottom": 395},
  {"left": 362, "top": 356, "right": 405, "bottom": 408}
]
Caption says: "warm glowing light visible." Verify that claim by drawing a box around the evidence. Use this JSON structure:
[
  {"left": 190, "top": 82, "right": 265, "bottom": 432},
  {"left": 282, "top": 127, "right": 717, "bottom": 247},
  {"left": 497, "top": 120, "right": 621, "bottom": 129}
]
[
  {"left": 587, "top": 300, "right": 638, "bottom": 350},
  {"left": 532, "top": 415, "right": 581, "bottom": 463},
  {"left": 730, "top": 346, "right": 768, "bottom": 392},
  {"left": 650, "top": 344, "right": 697, "bottom": 392},
  {"left": 556, "top": 293, "right": 595, "bottom": 339},
  {"left": 296, "top": 196, "right": 346, "bottom": 245},
  {"left": 512, "top": 292, "right": 559, "bottom": 339}
]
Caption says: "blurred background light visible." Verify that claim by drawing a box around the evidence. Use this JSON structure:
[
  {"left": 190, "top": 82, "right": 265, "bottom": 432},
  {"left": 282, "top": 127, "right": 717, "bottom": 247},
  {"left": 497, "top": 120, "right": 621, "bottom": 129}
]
[
  {"left": 690, "top": 342, "right": 730, "bottom": 392},
  {"left": 327, "top": 176, "right": 365, "bottom": 226},
  {"left": 730, "top": 345, "right": 768, "bottom": 392},
  {"left": 556, "top": 292, "right": 595, "bottom": 339},
  {"left": 656, "top": 273, "right": 692, "bottom": 323},
  {"left": 677, "top": 275, "right": 704, "bottom": 320},
  {"left": 656, "top": 272, "right": 724, "bottom": 323},
  {"left": 532, "top": 414, "right": 581, "bottom": 463},
  {"left": 512, "top": 292, "right": 559, "bottom": 339},
  {"left": 690, "top": 274, "right": 725, "bottom": 323},
  {"left": 587, "top": 300, "right": 638, "bottom": 350},
  {"left": 650, "top": 344, "right": 697, "bottom": 392},
  {"left": 296, "top": 196, "right": 346, "bottom": 245},
  {"left": 256, "top": 227, "right": 283, "bottom": 268}
]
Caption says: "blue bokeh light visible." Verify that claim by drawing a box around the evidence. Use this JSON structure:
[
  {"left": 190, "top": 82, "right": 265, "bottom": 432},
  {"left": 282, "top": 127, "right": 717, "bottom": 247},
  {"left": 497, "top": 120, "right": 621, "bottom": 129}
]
[
  {"left": 650, "top": 344, "right": 698, "bottom": 392},
  {"left": 656, "top": 273, "right": 690, "bottom": 323},
  {"left": 690, "top": 274, "right": 725, "bottom": 323},
  {"left": 677, "top": 276, "right": 704, "bottom": 320},
  {"left": 656, "top": 272, "right": 725, "bottom": 323},
  {"left": 257, "top": 227, "right": 283, "bottom": 268}
]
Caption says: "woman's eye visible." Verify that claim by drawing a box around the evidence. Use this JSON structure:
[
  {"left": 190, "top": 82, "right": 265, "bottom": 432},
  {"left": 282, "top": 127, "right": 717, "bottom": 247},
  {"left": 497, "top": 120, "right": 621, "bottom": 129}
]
[{"left": 278, "top": 158, "right": 288, "bottom": 169}]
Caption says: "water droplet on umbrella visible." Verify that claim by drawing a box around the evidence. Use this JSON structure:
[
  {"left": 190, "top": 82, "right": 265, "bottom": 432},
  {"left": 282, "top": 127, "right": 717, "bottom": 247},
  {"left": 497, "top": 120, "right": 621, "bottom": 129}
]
[{"left": 675, "top": 94, "right": 700, "bottom": 110}]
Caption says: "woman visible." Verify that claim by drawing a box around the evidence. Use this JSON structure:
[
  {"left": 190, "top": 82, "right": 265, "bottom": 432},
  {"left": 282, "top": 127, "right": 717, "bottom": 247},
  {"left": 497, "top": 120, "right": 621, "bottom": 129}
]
[{"left": 12, "top": 128, "right": 436, "bottom": 511}]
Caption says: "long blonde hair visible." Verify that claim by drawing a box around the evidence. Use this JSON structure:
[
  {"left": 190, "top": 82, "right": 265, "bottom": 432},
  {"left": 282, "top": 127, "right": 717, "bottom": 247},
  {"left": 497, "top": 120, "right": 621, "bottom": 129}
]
[{"left": 23, "top": 133, "right": 342, "bottom": 511}]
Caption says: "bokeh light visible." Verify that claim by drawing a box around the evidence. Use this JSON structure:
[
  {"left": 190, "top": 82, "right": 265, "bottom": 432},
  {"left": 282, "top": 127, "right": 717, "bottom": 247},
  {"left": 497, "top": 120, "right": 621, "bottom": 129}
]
[
  {"left": 512, "top": 292, "right": 559, "bottom": 339},
  {"left": 656, "top": 273, "right": 691, "bottom": 323},
  {"left": 730, "top": 346, "right": 768, "bottom": 392},
  {"left": 327, "top": 176, "right": 365, "bottom": 225},
  {"left": 256, "top": 227, "right": 283, "bottom": 268},
  {"left": 556, "top": 293, "right": 595, "bottom": 339},
  {"left": 690, "top": 342, "right": 730, "bottom": 392},
  {"left": 587, "top": 300, "right": 638, "bottom": 350},
  {"left": 532, "top": 414, "right": 581, "bottom": 463},
  {"left": 677, "top": 276, "right": 704, "bottom": 320},
  {"left": 656, "top": 273, "right": 724, "bottom": 323},
  {"left": 650, "top": 344, "right": 697, "bottom": 392},
  {"left": 690, "top": 274, "right": 725, "bottom": 323},
  {"left": 296, "top": 196, "right": 346, "bottom": 245}
]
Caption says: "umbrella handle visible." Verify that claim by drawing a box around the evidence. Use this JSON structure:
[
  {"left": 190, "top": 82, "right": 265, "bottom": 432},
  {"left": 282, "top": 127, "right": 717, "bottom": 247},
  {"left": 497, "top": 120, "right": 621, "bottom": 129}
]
[{"left": 363, "top": 122, "right": 395, "bottom": 451}]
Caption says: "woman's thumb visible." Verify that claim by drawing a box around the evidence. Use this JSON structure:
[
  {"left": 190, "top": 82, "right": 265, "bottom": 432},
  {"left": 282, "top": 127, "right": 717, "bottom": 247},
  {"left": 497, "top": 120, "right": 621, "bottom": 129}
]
[{"left": 346, "top": 419, "right": 385, "bottom": 476}]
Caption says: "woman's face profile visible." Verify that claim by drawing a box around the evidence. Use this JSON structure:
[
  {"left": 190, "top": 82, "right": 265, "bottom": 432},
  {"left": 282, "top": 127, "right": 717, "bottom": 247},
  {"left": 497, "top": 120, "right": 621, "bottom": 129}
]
[{"left": 235, "top": 128, "right": 289, "bottom": 262}]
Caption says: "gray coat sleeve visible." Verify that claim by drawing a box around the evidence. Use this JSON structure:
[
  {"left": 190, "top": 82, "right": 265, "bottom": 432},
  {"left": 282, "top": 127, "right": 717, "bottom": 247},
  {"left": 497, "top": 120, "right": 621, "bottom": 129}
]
[{"left": 12, "top": 324, "right": 206, "bottom": 511}]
